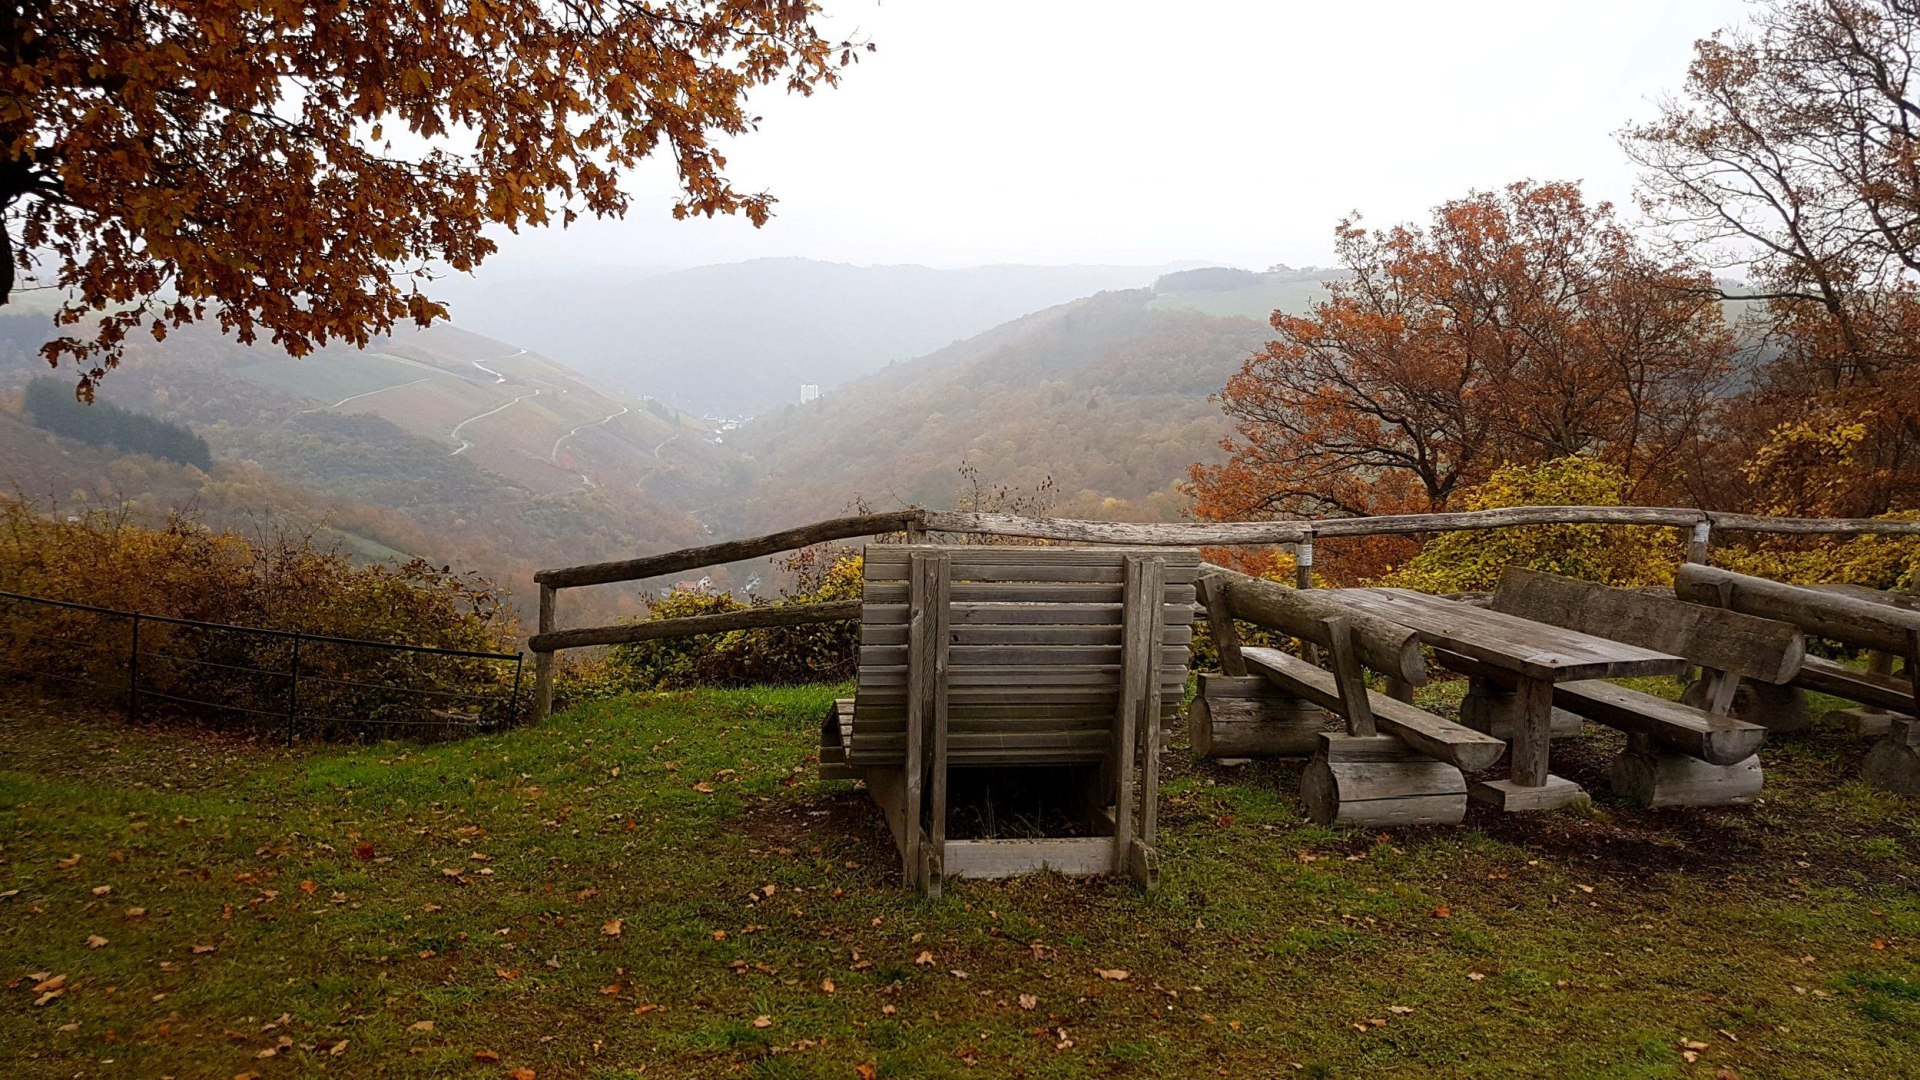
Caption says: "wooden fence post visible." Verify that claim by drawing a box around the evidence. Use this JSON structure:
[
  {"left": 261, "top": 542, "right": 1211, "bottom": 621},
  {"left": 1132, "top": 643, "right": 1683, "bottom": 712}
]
[
  {"left": 1294, "top": 535, "right": 1314, "bottom": 590},
  {"left": 532, "top": 583, "right": 556, "bottom": 723},
  {"left": 1687, "top": 519, "right": 1712, "bottom": 564}
]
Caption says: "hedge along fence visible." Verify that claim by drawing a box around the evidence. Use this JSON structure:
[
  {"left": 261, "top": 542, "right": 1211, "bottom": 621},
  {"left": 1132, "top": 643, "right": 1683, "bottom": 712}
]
[
  {"left": 526, "top": 505, "right": 1920, "bottom": 721},
  {"left": 0, "top": 589, "right": 525, "bottom": 742}
]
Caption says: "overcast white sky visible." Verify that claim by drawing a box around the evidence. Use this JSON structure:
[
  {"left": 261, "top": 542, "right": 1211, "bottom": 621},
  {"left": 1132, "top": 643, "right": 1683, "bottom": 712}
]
[{"left": 472, "top": 0, "right": 1754, "bottom": 279}]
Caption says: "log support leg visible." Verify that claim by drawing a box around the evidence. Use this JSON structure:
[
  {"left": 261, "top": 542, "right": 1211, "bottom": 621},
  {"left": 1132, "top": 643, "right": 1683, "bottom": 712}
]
[
  {"left": 1189, "top": 674, "right": 1325, "bottom": 758},
  {"left": 1685, "top": 677, "right": 1813, "bottom": 734},
  {"left": 1301, "top": 732, "right": 1466, "bottom": 826},
  {"left": 1862, "top": 717, "right": 1920, "bottom": 796},
  {"left": 1459, "top": 676, "right": 1584, "bottom": 741},
  {"left": 1470, "top": 678, "right": 1589, "bottom": 811},
  {"left": 1610, "top": 734, "right": 1763, "bottom": 807}
]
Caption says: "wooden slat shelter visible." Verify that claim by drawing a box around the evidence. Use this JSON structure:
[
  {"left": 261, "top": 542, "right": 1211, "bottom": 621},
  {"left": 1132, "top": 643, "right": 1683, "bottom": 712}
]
[{"left": 821, "top": 544, "right": 1199, "bottom": 895}]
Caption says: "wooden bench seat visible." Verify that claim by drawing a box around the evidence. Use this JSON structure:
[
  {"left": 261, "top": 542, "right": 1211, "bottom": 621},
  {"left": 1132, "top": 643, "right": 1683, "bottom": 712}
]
[
  {"left": 1552, "top": 679, "right": 1766, "bottom": 766},
  {"left": 1239, "top": 647, "right": 1505, "bottom": 772},
  {"left": 1795, "top": 655, "right": 1915, "bottom": 716}
]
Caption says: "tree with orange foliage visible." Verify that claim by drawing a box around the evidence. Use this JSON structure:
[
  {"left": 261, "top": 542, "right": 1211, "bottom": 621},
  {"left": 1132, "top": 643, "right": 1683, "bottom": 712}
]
[
  {"left": 1624, "top": 0, "right": 1920, "bottom": 517},
  {"left": 1187, "top": 181, "right": 1735, "bottom": 530},
  {"left": 1, "top": 1, "right": 866, "bottom": 398}
]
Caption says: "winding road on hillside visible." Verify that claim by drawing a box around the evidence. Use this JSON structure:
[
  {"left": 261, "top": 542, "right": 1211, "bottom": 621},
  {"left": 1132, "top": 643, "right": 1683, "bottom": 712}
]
[
  {"left": 547, "top": 405, "right": 632, "bottom": 488},
  {"left": 448, "top": 390, "right": 540, "bottom": 456},
  {"left": 301, "top": 376, "right": 434, "bottom": 413},
  {"left": 472, "top": 350, "right": 528, "bottom": 382}
]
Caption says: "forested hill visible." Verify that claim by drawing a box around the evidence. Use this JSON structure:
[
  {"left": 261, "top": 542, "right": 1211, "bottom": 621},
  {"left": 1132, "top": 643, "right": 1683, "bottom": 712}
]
[
  {"left": 432, "top": 258, "right": 1188, "bottom": 415},
  {"left": 724, "top": 289, "right": 1272, "bottom": 529},
  {"left": 0, "top": 315, "right": 720, "bottom": 627}
]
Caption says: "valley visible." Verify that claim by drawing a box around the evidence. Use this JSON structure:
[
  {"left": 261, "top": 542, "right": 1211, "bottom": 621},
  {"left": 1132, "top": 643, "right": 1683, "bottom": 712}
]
[{"left": 0, "top": 261, "right": 1340, "bottom": 633}]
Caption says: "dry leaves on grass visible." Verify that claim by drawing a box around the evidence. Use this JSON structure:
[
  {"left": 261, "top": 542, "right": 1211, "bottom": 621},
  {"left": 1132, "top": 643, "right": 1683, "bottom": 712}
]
[
  {"left": 602, "top": 918, "right": 623, "bottom": 937},
  {"left": 1095, "top": 968, "right": 1128, "bottom": 982}
]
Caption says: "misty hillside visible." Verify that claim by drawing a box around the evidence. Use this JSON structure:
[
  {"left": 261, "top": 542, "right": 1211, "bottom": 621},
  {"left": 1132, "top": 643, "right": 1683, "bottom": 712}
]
[
  {"left": 0, "top": 315, "right": 721, "bottom": 625},
  {"left": 433, "top": 258, "right": 1190, "bottom": 414},
  {"left": 724, "top": 289, "right": 1270, "bottom": 530}
]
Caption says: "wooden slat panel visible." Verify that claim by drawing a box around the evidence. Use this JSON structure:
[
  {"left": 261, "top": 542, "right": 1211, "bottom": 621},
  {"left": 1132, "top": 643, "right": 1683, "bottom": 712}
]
[
  {"left": 854, "top": 689, "right": 1182, "bottom": 710},
  {"left": 854, "top": 698, "right": 1180, "bottom": 719},
  {"left": 863, "top": 582, "right": 1196, "bottom": 606},
  {"left": 860, "top": 623, "right": 1193, "bottom": 647},
  {"left": 856, "top": 711, "right": 1121, "bottom": 726},
  {"left": 856, "top": 665, "right": 1184, "bottom": 689},
  {"left": 863, "top": 560, "right": 1199, "bottom": 585},
  {"left": 848, "top": 731, "right": 1111, "bottom": 755},
  {"left": 865, "top": 545, "right": 1200, "bottom": 569},
  {"left": 861, "top": 603, "right": 1196, "bottom": 627},
  {"left": 943, "top": 837, "right": 1118, "bottom": 878},
  {"left": 859, "top": 644, "right": 1190, "bottom": 669}
]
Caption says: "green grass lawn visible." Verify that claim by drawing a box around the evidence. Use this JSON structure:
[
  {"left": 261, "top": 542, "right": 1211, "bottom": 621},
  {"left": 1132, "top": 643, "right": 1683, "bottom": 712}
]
[{"left": 3, "top": 683, "right": 1919, "bottom": 1078}]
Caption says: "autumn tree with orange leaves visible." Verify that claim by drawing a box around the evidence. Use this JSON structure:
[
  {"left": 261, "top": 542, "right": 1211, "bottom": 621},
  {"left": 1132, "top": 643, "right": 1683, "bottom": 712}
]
[
  {"left": 1187, "top": 181, "right": 1736, "bottom": 530},
  {"left": 1624, "top": 0, "right": 1920, "bottom": 517},
  {"left": 1, "top": 0, "right": 866, "bottom": 398}
]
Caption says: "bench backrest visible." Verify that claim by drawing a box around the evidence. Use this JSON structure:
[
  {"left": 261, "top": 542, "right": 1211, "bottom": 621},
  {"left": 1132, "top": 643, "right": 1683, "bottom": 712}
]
[
  {"left": 848, "top": 544, "right": 1199, "bottom": 766},
  {"left": 1490, "top": 567, "right": 1805, "bottom": 684},
  {"left": 1675, "top": 563, "right": 1920, "bottom": 663}
]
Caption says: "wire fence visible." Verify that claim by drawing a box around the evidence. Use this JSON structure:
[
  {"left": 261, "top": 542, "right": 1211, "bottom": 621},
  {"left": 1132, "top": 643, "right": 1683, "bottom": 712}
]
[{"left": 0, "top": 589, "right": 525, "bottom": 743}]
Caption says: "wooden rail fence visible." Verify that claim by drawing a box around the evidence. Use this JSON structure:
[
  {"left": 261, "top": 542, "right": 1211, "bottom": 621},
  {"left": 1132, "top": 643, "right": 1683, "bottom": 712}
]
[{"left": 527, "top": 505, "right": 1920, "bottom": 721}]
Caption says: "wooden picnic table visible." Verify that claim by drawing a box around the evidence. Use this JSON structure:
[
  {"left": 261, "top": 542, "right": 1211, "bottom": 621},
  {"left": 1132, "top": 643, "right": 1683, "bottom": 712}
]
[{"left": 1324, "top": 587, "right": 1688, "bottom": 809}]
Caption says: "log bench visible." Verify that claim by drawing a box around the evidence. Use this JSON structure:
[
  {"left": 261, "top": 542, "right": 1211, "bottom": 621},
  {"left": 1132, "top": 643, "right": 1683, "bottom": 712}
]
[
  {"left": 1195, "top": 566, "right": 1504, "bottom": 826},
  {"left": 1673, "top": 565, "right": 1920, "bottom": 795},
  {"left": 1484, "top": 567, "right": 1800, "bottom": 807}
]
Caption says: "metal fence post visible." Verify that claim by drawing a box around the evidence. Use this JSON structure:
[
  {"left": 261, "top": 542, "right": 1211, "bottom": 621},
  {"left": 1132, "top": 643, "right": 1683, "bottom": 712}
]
[
  {"left": 507, "top": 654, "right": 525, "bottom": 728},
  {"left": 127, "top": 613, "right": 140, "bottom": 722},
  {"left": 286, "top": 635, "right": 301, "bottom": 747}
]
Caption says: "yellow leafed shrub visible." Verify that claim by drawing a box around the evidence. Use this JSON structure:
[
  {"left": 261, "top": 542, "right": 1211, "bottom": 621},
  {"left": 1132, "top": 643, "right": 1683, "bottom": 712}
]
[{"left": 1378, "top": 457, "right": 1685, "bottom": 593}]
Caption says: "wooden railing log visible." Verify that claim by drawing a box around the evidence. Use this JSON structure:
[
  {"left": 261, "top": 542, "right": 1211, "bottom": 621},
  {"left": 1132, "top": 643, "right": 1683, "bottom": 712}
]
[
  {"left": 534, "top": 511, "right": 924, "bottom": 589},
  {"left": 528, "top": 600, "right": 861, "bottom": 653},
  {"left": 1674, "top": 565, "right": 1920, "bottom": 658}
]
